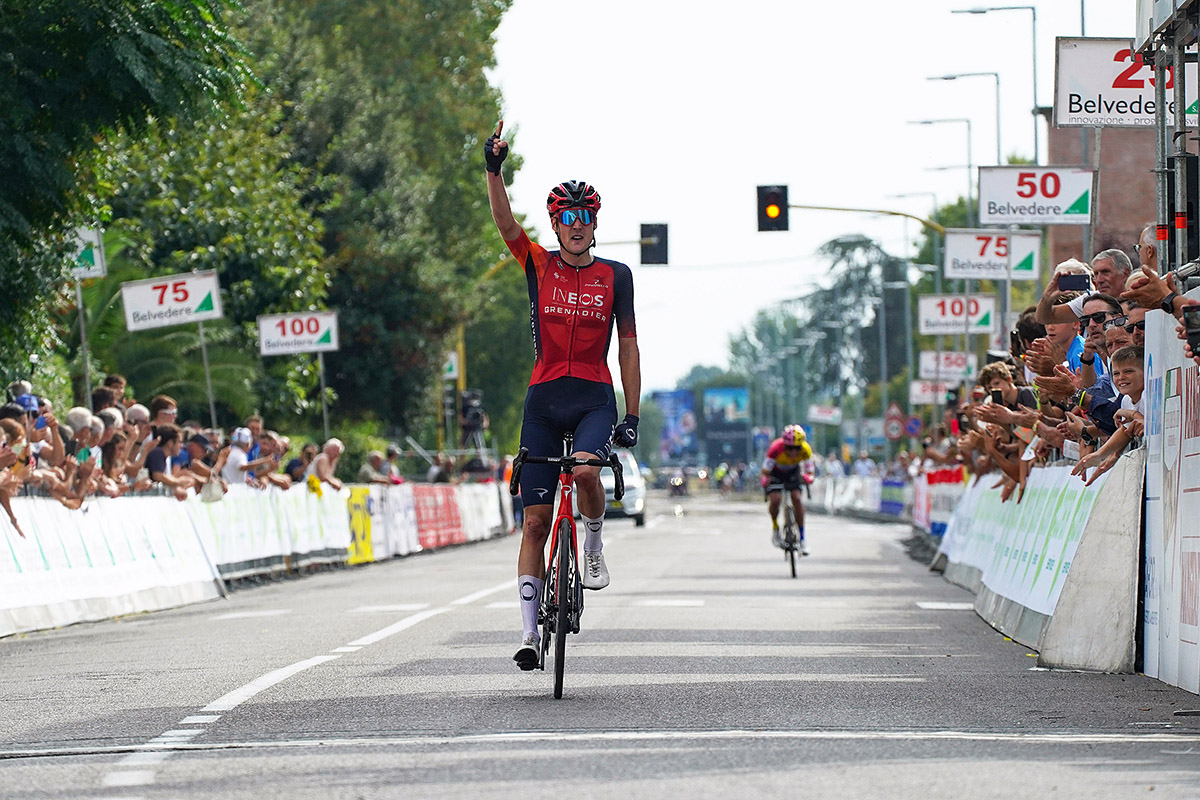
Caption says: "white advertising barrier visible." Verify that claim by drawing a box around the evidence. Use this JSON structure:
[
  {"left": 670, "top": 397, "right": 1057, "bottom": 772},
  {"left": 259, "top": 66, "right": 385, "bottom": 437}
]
[
  {"left": 818, "top": 476, "right": 882, "bottom": 515},
  {"left": 911, "top": 466, "right": 966, "bottom": 538},
  {"left": 978, "top": 167, "right": 1094, "bottom": 226},
  {"left": 1143, "top": 299, "right": 1200, "bottom": 694},
  {"left": 936, "top": 456, "right": 1145, "bottom": 669},
  {"left": 0, "top": 495, "right": 222, "bottom": 638},
  {"left": 1055, "top": 36, "right": 1197, "bottom": 128},
  {"left": 187, "top": 484, "right": 351, "bottom": 577}
]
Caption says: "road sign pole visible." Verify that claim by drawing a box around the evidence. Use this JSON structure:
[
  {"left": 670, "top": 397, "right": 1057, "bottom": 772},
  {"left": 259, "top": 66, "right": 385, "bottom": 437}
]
[
  {"left": 75, "top": 279, "right": 93, "bottom": 411},
  {"left": 197, "top": 321, "right": 218, "bottom": 430},
  {"left": 318, "top": 351, "right": 331, "bottom": 443}
]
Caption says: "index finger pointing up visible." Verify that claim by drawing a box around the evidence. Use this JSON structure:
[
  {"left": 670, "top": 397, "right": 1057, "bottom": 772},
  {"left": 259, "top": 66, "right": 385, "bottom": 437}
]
[{"left": 494, "top": 119, "right": 504, "bottom": 138}]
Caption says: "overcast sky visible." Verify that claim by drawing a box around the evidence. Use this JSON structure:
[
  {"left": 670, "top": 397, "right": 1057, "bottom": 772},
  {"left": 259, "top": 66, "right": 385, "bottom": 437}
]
[{"left": 488, "top": 0, "right": 1133, "bottom": 393}]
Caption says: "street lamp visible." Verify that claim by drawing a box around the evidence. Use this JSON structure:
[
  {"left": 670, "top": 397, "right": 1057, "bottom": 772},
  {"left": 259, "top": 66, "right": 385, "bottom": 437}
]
[
  {"left": 952, "top": 6, "right": 1038, "bottom": 164},
  {"left": 907, "top": 118, "right": 974, "bottom": 225},
  {"left": 928, "top": 72, "right": 1002, "bottom": 164}
]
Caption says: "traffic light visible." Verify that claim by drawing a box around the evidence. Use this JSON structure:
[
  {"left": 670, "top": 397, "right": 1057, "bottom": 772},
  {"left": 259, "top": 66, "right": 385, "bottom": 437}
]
[
  {"left": 757, "top": 185, "right": 789, "bottom": 231},
  {"left": 640, "top": 223, "right": 668, "bottom": 265}
]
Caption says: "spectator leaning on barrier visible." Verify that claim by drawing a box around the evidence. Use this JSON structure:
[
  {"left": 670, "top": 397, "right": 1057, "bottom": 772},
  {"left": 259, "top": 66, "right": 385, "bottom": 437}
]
[
  {"left": 357, "top": 450, "right": 390, "bottom": 485},
  {"left": 146, "top": 424, "right": 197, "bottom": 500},
  {"left": 244, "top": 415, "right": 264, "bottom": 460},
  {"left": 285, "top": 442, "right": 317, "bottom": 483},
  {"left": 853, "top": 451, "right": 875, "bottom": 477},
  {"left": 0, "top": 419, "right": 25, "bottom": 537},
  {"left": 306, "top": 438, "right": 345, "bottom": 491},
  {"left": 1072, "top": 345, "right": 1146, "bottom": 486},
  {"left": 221, "top": 427, "right": 255, "bottom": 485},
  {"left": 253, "top": 432, "right": 291, "bottom": 490}
]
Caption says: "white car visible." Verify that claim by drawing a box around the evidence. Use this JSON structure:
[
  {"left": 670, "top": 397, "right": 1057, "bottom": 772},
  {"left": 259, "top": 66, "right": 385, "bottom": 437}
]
[{"left": 572, "top": 449, "right": 647, "bottom": 526}]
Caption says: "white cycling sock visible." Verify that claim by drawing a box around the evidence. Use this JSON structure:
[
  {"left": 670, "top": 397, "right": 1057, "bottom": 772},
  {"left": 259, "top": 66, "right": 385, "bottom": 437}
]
[
  {"left": 518, "top": 574, "right": 543, "bottom": 639},
  {"left": 581, "top": 513, "right": 604, "bottom": 552}
]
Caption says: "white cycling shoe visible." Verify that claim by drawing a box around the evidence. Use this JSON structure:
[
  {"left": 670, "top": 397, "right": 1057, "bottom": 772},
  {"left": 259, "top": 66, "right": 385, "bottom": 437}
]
[{"left": 582, "top": 551, "right": 610, "bottom": 590}]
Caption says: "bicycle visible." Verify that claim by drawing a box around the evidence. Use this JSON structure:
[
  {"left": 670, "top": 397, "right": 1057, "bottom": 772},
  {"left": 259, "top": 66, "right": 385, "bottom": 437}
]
[
  {"left": 509, "top": 433, "right": 624, "bottom": 699},
  {"left": 769, "top": 477, "right": 809, "bottom": 578}
]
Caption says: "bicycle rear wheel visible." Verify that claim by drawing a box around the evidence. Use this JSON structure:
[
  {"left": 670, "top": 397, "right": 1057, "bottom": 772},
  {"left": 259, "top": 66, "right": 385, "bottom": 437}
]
[
  {"left": 553, "top": 517, "right": 572, "bottom": 699},
  {"left": 783, "top": 499, "right": 798, "bottom": 578}
]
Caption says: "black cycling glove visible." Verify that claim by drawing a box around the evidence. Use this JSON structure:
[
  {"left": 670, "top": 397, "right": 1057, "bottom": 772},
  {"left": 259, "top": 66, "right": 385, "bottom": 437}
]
[
  {"left": 484, "top": 136, "right": 507, "bottom": 175},
  {"left": 614, "top": 414, "right": 639, "bottom": 448}
]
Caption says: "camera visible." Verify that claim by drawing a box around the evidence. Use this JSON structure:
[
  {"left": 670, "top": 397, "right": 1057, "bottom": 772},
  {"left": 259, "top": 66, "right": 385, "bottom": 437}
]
[{"left": 1184, "top": 306, "right": 1200, "bottom": 355}]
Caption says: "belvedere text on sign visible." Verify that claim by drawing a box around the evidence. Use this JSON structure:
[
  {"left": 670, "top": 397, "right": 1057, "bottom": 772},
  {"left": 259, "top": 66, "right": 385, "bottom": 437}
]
[
  {"left": 1055, "top": 37, "right": 1197, "bottom": 128},
  {"left": 257, "top": 311, "right": 339, "bottom": 356},
  {"left": 121, "top": 271, "right": 223, "bottom": 332},
  {"left": 918, "top": 294, "right": 997, "bottom": 336},
  {"left": 978, "top": 167, "right": 1094, "bottom": 226},
  {"left": 919, "top": 351, "right": 978, "bottom": 382}
]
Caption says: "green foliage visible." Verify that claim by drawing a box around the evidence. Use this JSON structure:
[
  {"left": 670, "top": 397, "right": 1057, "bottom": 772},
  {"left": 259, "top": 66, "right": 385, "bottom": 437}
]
[{"left": 0, "top": 0, "right": 252, "bottom": 239}]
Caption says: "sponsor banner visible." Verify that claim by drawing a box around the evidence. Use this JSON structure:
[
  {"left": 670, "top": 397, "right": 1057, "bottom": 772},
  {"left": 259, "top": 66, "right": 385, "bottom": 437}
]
[
  {"left": 1055, "top": 36, "right": 1198, "bottom": 128},
  {"left": 978, "top": 167, "right": 1094, "bottom": 226},
  {"left": 808, "top": 404, "right": 843, "bottom": 425},
  {"left": 918, "top": 294, "right": 997, "bottom": 336},
  {"left": 121, "top": 270, "right": 223, "bottom": 331},
  {"left": 910, "top": 380, "right": 955, "bottom": 407},
  {"left": 919, "top": 351, "right": 978, "bottom": 382},
  {"left": 412, "top": 484, "right": 465, "bottom": 550},
  {"left": 72, "top": 227, "right": 107, "bottom": 280},
  {"left": 653, "top": 389, "right": 699, "bottom": 462},
  {"left": 258, "top": 311, "right": 339, "bottom": 356},
  {"left": 938, "top": 465, "right": 1109, "bottom": 617},
  {"left": 880, "top": 479, "right": 906, "bottom": 516},
  {"left": 347, "top": 487, "right": 375, "bottom": 565},
  {"left": 1143, "top": 298, "right": 1200, "bottom": 693},
  {"left": 703, "top": 387, "right": 750, "bottom": 463}
]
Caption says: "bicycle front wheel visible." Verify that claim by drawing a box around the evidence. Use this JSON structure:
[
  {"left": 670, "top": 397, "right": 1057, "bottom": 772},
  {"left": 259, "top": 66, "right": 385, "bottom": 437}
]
[{"left": 553, "top": 517, "right": 572, "bottom": 699}]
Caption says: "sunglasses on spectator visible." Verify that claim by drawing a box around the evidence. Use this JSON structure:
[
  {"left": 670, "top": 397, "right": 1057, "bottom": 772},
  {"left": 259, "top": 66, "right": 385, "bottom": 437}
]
[
  {"left": 1125, "top": 320, "right": 1146, "bottom": 334},
  {"left": 162, "top": 408, "right": 178, "bottom": 415},
  {"left": 1079, "top": 310, "right": 1118, "bottom": 327},
  {"left": 557, "top": 208, "right": 593, "bottom": 226},
  {"left": 1102, "top": 315, "right": 1130, "bottom": 332}
]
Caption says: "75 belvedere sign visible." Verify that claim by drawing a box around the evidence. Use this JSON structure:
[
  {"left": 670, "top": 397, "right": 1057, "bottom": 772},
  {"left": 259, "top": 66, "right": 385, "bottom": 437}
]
[
  {"left": 978, "top": 166, "right": 1094, "bottom": 226},
  {"left": 121, "top": 271, "right": 223, "bottom": 332}
]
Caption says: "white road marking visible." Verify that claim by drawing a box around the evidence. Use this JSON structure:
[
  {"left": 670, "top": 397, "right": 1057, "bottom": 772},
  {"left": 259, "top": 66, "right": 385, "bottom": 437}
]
[
  {"left": 632, "top": 598, "right": 705, "bottom": 607},
  {"left": 346, "top": 608, "right": 449, "bottom": 647},
  {"left": 331, "top": 646, "right": 363, "bottom": 653},
  {"left": 159, "top": 729, "right": 204, "bottom": 738},
  {"left": 179, "top": 715, "right": 220, "bottom": 725},
  {"left": 350, "top": 604, "right": 430, "bottom": 613},
  {"left": 212, "top": 609, "right": 291, "bottom": 620},
  {"left": 917, "top": 601, "right": 975, "bottom": 610},
  {"left": 202, "top": 655, "right": 341, "bottom": 713},
  {"left": 450, "top": 579, "right": 516, "bottom": 606},
  {"left": 101, "top": 770, "right": 155, "bottom": 787}
]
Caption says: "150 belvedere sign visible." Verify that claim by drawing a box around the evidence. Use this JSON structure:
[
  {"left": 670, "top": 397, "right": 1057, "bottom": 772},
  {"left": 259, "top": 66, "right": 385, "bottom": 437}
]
[
  {"left": 121, "top": 271, "right": 223, "bottom": 332},
  {"left": 1055, "top": 36, "right": 1197, "bottom": 128},
  {"left": 918, "top": 294, "right": 997, "bottom": 336},
  {"left": 258, "top": 311, "right": 339, "bottom": 355},
  {"left": 978, "top": 166, "right": 1094, "bottom": 226},
  {"left": 944, "top": 229, "right": 1041, "bottom": 281}
]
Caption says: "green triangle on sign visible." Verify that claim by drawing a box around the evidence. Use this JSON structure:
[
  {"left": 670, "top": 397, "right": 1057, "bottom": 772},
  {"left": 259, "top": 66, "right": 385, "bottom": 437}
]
[
  {"left": 1013, "top": 253, "right": 1034, "bottom": 273},
  {"left": 194, "top": 292, "right": 214, "bottom": 313},
  {"left": 76, "top": 246, "right": 95, "bottom": 268},
  {"left": 1188, "top": 99, "right": 1199, "bottom": 115},
  {"left": 1064, "top": 190, "right": 1090, "bottom": 215},
  {"left": 315, "top": 329, "right": 331, "bottom": 344},
  {"left": 975, "top": 311, "right": 991, "bottom": 329}
]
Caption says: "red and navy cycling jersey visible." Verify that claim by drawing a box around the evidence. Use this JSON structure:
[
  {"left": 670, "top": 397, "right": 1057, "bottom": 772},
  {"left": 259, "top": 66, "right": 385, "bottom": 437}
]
[{"left": 503, "top": 229, "right": 636, "bottom": 386}]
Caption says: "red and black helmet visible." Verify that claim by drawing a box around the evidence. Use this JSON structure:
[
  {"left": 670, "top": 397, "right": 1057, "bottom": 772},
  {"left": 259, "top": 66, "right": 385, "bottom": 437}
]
[{"left": 546, "top": 180, "right": 601, "bottom": 216}]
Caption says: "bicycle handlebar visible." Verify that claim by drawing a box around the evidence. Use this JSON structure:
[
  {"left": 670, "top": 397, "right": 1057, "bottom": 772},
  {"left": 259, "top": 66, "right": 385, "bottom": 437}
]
[{"left": 509, "top": 446, "right": 624, "bottom": 502}]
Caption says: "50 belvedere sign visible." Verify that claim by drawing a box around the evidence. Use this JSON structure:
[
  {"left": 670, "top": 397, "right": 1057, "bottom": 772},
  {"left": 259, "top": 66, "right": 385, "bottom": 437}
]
[
  {"left": 978, "top": 166, "right": 1094, "bottom": 226},
  {"left": 121, "top": 271, "right": 222, "bottom": 332},
  {"left": 258, "top": 311, "right": 339, "bottom": 355}
]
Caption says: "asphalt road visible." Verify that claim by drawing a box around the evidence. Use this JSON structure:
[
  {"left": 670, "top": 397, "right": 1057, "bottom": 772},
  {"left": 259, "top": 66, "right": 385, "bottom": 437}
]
[{"left": 2, "top": 491, "right": 1200, "bottom": 799}]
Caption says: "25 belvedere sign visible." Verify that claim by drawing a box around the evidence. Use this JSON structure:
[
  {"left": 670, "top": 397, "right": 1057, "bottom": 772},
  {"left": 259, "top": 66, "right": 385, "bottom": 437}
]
[
  {"left": 1054, "top": 37, "right": 1197, "bottom": 128},
  {"left": 121, "top": 270, "right": 223, "bottom": 332},
  {"left": 918, "top": 294, "right": 997, "bottom": 336},
  {"left": 258, "top": 311, "right": 339, "bottom": 355},
  {"left": 978, "top": 166, "right": 1094, "bottom": 225}
]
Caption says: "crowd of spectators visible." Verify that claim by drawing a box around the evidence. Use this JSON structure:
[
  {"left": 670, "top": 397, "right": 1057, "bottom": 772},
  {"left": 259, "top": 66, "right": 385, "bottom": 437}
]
[
  {"left": 897, "top": 225, "right": 1198, "bottom": 502},
  {"left": 0, "top": 375, "right": 376, "bottom": 538}
]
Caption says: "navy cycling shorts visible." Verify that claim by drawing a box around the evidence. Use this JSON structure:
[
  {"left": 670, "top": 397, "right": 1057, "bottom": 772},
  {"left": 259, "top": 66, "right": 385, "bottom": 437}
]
[
  {"left": 519, "top": 377, "right": 616, "bottom": 507},
  {"left": 763, "top": 471, "right": 802, "bottom": 499}
]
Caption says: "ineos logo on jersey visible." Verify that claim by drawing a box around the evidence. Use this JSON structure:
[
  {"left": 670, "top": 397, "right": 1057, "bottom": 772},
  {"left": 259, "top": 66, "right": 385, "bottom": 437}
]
[{"left": 551, "top": 286, "right": 605, "bottom": 307}]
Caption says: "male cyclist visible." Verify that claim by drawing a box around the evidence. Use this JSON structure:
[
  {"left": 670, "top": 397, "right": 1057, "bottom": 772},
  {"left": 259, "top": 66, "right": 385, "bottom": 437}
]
[
  {"left": 760, "top": 425, "right": 813, "bottom": 555},
  {"left": 485, "top": 121, "right": 641, "bottom": 671}
]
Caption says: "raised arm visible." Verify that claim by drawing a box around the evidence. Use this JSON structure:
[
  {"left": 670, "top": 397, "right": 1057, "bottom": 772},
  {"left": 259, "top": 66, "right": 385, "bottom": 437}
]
[{"left": 485, "top": 120, "right": 523, "bottom": 242}]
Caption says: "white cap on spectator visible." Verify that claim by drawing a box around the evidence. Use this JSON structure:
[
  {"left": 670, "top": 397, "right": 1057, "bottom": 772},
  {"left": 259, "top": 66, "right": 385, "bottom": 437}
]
[
  {"left": 125, "top": 403, "right": 150, "bottom": 424},
  {"left": 232, "top": 427, "right": 253, "bottom": 445}
]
